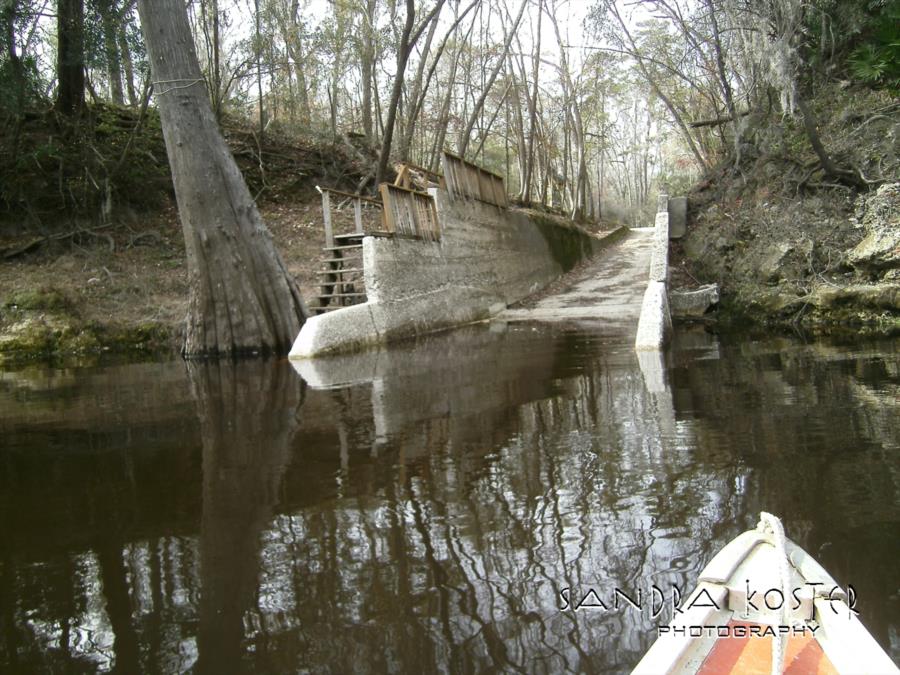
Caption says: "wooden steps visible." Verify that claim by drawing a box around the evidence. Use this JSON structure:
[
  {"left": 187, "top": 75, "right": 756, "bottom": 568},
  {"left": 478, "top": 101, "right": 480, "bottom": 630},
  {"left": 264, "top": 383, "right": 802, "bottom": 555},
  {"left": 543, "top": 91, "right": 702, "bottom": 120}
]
[
  {"left": 316, "top": 268, "right": 363, "bottom": 275},
  {"left": 307, "top": 186, "right": 390, "bottom": 314},
  {"left": 322, "top": 244, "right": 363, "bottom": 252},
  {"left": 310, "top": 239, "right": 367, "bottom": 313}
]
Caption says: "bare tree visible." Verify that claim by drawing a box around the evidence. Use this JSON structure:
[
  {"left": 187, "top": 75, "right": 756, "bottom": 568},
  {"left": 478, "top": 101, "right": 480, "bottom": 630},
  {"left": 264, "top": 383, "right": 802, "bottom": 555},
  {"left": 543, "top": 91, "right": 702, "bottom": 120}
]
[
  {"left": 374, "top": 0, "right": 445, "bottom": 186},
  {"left": 456, "top": 0, "right": 527, "bottom": 159}
]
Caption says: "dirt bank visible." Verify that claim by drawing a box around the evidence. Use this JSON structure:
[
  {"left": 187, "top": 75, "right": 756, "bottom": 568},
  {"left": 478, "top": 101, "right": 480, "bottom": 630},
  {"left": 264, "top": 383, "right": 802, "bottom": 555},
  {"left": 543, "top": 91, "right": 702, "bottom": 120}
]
[
  {"left": 676, "top": 84, "right": 899, "bottom": 335},
  {"left": 0, "top": 106, "right": 380, "bottom": 364},
  {"left": 0, "top": 194, "right": 379, "bottom": 363}
]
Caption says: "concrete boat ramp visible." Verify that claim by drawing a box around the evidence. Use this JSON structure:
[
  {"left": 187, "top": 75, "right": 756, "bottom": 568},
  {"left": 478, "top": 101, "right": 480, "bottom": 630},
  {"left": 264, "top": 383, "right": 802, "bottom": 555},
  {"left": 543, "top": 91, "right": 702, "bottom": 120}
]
[
  {"left": 290, "top": 152, "right": 675, "bottom": 360},
  {"left": 496, "top": 227, "right": 654, "bottom": 335}
]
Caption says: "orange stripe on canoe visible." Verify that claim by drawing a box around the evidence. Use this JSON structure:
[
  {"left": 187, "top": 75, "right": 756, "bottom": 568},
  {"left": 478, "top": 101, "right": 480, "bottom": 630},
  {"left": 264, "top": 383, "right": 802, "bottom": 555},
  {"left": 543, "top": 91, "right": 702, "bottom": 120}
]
[{"left": 698, "top": 620, "right": 838, "bottom": 675}]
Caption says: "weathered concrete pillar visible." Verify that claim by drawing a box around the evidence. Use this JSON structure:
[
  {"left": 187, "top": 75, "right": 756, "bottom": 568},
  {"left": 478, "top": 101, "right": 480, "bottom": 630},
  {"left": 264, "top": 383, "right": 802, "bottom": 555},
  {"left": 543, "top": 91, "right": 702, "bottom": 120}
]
[
  {"left": 656, "top": 193, "right": 669, "bottom": 213},
  {"left": 668, "top": 196, "right": 687, "bottom": 239}
]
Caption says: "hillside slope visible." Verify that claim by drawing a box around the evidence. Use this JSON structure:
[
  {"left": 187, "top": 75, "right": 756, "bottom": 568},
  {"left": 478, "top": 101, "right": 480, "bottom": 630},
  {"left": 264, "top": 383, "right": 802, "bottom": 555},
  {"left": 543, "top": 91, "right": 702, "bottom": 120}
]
[
  {"left": 0, "top": 107, "right": 375, "bottom": 362},
  {"left": 677, "top": 84, "right": 899, "bottom": 333}
]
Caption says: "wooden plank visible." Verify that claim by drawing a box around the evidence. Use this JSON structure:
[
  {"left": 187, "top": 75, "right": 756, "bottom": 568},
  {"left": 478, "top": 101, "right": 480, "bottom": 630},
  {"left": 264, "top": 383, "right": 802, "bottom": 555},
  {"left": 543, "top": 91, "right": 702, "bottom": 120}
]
[
  {"left": 443, "top": 149, "right": 506, "bottom": 181},
  {"left": 353, "top": 198, "right": 363, "bottom": 234},
  {"left": 437, "top": 151, "right": 509, "bottom": 208},
  {"left": 468, "top": 163, "right": 480, "bottom": 200},
  {"left": 378, "top": 181, "right": 441, "bottom": 242},
  {"left": 322, "top": 244, "right": 363, "bottom": 251},
  {"left": 383, "top": 182, "right": 433, "bottom": 199},
  {"left": 379, "top": 183, "right": 396, "bottom": 233},
  {"left": 402, "top": 160, "right": 443, "bottom": 181},
  {"left": 478, "top": 169, "right": 490, "bottom": 203},
  {"left": 491, "top": 174, "right": 503, "bottom": 207},
  {"left": 320, "top": 188, "right": 334, "bottom": 249},
  {"left": 318, "top": 186, "right": 381, "bottom": 205},
  {"left": 395, "top": 164, "right": 411, "bottom": 189},
  {"left": 315, "top": 268, "right": 363, "bottom": 274},
  {"left": 440, "top": 154, "right": 456, "bottom": 201},
  {"left": 430, "top": 200, "right": 440, "bottom": 239}
]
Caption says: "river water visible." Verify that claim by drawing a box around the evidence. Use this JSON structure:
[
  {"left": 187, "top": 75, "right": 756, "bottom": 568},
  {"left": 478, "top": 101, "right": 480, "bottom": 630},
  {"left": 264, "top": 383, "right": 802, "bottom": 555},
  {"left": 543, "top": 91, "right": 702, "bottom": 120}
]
[{"left": 1, "top": 324, "right": 897, "bottom": 673}]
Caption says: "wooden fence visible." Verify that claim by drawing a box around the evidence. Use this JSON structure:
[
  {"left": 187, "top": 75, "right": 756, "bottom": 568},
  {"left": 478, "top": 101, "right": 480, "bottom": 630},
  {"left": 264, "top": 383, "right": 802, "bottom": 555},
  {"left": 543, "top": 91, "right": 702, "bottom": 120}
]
[
  {"left": 317, "top": 186, "right": 383, "bottom": 248},
  {"left": 394, "top": 162, "right": 443, "bottom": 191},
  {"left": 379, "top": 183, "right": 441, "bottom": 242},
  {"left": 440, "top": 151, "right": 508, "bottom": 208}
]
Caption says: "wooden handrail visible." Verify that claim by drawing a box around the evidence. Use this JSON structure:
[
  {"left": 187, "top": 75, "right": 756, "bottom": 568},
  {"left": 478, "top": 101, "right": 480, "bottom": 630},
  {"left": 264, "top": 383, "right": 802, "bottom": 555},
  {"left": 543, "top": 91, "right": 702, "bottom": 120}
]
[
  {"left": 398, "top": 161, "right": 443, "bottom": 180},
  {"left": 379, "top": 181, "right": 433, "bottom": 199},
  {"left": 315, "top": 185, "right": 382, "bottom": 205}
]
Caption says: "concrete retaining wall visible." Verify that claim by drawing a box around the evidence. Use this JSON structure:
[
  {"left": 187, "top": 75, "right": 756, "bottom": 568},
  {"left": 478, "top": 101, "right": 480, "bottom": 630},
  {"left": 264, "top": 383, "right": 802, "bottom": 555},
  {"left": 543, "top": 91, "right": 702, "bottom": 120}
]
[
  {"left": 290, "top": 189, "right": 610, "bottom": 358},
  {"left": 634, "top": 197, "right": 673, "bottom": 351}
]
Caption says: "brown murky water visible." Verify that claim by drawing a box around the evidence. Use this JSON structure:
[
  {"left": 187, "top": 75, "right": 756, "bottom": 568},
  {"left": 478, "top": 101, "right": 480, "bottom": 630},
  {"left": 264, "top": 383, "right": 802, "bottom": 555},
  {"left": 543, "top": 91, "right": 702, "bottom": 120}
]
[{"left": 1, "top": 325, "right": 898, "bottom": 673}]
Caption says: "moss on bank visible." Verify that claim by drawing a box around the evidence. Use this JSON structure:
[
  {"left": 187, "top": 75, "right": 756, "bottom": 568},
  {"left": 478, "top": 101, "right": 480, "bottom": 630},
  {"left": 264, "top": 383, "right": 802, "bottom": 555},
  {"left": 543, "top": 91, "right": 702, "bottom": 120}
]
[{"left": 0, "top": 287, "right": 174, "bottom": 364}]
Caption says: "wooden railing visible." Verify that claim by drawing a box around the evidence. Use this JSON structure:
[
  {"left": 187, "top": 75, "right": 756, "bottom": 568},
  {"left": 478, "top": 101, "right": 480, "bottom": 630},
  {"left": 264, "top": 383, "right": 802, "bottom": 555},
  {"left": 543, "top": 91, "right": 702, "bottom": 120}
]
[
  {"left": 440, "top": 151, "right": 508, "bottom": 208},
  {"left": 379, "top": 183, "right": 441, "bottom": 242},
  {"left": 316, "top": 186, "right": 383, "bottom": 249}
]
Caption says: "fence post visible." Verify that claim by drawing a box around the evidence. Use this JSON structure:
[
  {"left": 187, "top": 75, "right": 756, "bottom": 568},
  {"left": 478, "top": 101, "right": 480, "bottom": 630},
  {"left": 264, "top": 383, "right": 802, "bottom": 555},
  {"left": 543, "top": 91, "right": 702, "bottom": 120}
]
[
  {"left": 354, "top": 198, "right": 363, "bottom": 234},
  {"left": 319, "top": 187, "right": 334, "bottom": 249},
  {"left": 379, "top": 183, "right": 395, "bottom": 234}
]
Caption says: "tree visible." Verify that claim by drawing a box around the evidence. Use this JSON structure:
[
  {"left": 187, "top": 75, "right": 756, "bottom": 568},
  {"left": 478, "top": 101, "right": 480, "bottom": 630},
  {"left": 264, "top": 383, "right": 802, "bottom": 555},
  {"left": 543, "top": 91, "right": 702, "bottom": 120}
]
[
  {"left": 374, "top": 0, "right": 445, "bottom": 186},
  {"left": 56, "top": 0, "right": 86, "bottom": 113},
  {"left": 137, "top": 0, "right": 308, "bottom": 357},
  {"left": 456, "top": 0, "right": 526, "bottom": 159}
]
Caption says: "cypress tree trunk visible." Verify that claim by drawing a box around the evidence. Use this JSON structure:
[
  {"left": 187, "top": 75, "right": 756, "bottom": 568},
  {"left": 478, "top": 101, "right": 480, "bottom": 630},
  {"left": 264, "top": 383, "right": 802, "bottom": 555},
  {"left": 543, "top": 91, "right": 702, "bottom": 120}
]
[{"left": 137, "top": 0, "right": 307, "bottom": 357}]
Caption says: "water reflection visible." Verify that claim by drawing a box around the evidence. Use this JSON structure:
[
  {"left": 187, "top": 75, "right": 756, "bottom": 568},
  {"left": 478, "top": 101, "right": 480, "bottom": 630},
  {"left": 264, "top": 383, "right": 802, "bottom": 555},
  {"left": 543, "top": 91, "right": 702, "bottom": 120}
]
[
  {"left": 190, "top": 361, "right": 306, "bottom": 674},
  {"left": 0, "top": 327, "right": 898, "bottom": 672}
]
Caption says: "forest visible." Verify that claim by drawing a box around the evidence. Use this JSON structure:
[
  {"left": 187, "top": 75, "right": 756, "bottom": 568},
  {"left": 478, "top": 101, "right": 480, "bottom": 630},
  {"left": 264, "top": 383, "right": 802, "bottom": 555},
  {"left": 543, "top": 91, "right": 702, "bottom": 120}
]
[{"left": 0, "top": 0, "right": 898, "bottom": 357}]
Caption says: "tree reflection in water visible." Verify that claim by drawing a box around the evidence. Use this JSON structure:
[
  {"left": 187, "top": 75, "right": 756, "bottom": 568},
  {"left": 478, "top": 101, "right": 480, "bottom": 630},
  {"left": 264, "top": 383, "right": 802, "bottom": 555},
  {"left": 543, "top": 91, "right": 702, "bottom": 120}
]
[
  {"left": 188, "top": 359, "right": 305, "bottom": 673},
  {"left": 0, "top": 326, "right": 897, "bottom": 672}
]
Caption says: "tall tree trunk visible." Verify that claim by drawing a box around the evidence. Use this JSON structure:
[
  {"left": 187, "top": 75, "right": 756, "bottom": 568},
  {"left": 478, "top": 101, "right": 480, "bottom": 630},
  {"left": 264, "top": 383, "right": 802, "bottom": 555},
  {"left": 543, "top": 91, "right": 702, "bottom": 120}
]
[
  {"left": 457, "top": 0, "right": 527, "bottom": 159},
  {"left": 375, "top": 0, "right": 445, "bottom": 186},
  {"left": 137, "top": 0, "right": 307, "bottom": 357},
  {"left": 399, "top": 0, "right": 478, "bottom": 163},
  {"left": 2, "top": 0, "right": 26, "bottom": 118},
  {"left": 396, "top": 9, "right": 440, "bottom": 161},
  {"left": 254, "top": 0, "right": 264, "bottom": 141},
  {"left": 427, "top": 15, "right": 474, "bottom": 172},
  {"left": 100, "top": 1, "right": 124, "bottom": 104},
  {"left": 704, "top": 0, "right": 741, "bottom": 166},
  {"left": 524, "top": 0, "right": 542, "bottom": 202},
  {"left": 359, "top": 0, "right": 377, "bottom": 141},
  {"left": 56, "top": 0, "right": 85, "bottom": 114},
  {"left": 211, "top": 0, "right": 221, "bottom": 119},
  {"left": 118, "top": 24, "right": 138, "bottom": 106},
  {"left": 279, "top": 0, "right": 311, "bottom": 124},
  {"left": 375, "top": 0, "right": 415, "bottom": 185},
  {"left": 547, "top": 3, "right": 586, "bottom": 219}
]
